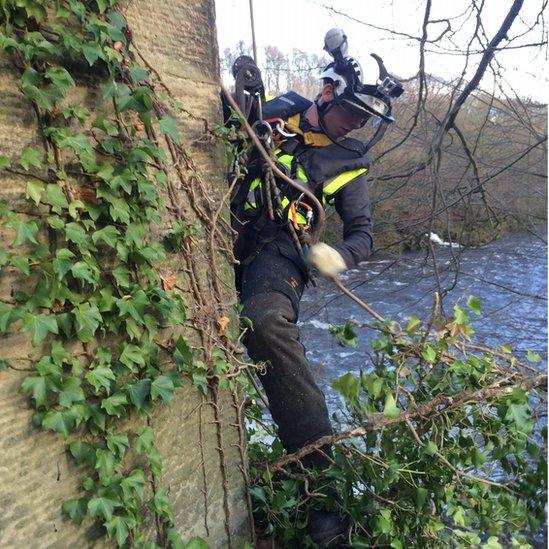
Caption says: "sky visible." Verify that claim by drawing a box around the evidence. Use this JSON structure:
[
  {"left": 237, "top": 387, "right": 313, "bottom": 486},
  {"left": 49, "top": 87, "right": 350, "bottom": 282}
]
[{"left": 213, "top": 0, "right": 548, "bottom": 102}]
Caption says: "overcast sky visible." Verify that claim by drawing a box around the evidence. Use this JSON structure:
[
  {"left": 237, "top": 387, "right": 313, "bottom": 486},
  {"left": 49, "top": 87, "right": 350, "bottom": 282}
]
[{"left": 214, "top": 0, "right": 547, "bottom": 102}]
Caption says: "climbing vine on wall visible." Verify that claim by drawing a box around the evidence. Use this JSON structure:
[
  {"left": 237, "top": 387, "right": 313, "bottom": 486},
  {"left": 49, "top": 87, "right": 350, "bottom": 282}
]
[{"left": 0, "top": 1, "right": 251, "bottom": 546}]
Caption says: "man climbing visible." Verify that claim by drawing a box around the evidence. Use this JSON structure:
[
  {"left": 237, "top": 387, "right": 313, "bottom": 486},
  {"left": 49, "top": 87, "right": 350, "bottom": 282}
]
[{"left": 224, "top": 29, "right": 403, "bottom": 547}]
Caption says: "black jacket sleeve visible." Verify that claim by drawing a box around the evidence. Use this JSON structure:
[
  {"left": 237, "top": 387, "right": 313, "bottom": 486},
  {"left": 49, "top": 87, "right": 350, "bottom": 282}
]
[{"left": 332, "top": 175, "right": 373, "bottom": 268}]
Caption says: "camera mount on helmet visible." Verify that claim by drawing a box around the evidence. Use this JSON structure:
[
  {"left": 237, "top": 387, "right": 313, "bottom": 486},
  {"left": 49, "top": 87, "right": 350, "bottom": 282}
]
[{"left": 317, "top": 28, "right": 404, "bottom": 151}]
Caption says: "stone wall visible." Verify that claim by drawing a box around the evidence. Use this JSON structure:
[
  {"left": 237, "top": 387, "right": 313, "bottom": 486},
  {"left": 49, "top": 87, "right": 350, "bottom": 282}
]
[{"left": 0, "top": 1, "right": 249, "bottom": 547}]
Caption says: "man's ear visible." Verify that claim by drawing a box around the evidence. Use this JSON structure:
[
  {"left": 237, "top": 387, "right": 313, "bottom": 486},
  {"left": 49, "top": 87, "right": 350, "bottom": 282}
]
[{"left": 320, "top": 82, "right": 335, "bottom": 103}]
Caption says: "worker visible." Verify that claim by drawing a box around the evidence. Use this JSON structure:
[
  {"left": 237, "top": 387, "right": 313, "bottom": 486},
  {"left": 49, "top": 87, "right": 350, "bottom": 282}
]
[{"left": 227, "top": 28, "right": 403, "bottom": 547}]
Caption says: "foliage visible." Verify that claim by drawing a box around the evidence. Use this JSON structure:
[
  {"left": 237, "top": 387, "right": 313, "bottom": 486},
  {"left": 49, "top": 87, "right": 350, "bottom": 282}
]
[
  {"left": 246, "top": 300, "right": 547, "bottom": 547},
  {"left": 0, "top": 1, "right": 235, "bottom": 546}
]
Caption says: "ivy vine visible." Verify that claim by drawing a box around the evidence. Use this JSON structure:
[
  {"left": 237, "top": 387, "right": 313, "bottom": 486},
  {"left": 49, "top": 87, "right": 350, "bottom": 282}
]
[{"left": 0, "top": 1, "right": 250, "bottom": 547}]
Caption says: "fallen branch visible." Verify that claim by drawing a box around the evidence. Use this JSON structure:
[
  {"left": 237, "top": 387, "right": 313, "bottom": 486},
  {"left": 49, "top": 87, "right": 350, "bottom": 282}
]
[{"left": 266, "top": 373, "right": 547, "bottom": 473}]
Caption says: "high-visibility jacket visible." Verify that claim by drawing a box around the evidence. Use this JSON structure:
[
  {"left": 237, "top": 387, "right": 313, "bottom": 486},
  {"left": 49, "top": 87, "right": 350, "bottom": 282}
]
[{"left": 242, "top": 110, "right": 370, "bottom": 230}]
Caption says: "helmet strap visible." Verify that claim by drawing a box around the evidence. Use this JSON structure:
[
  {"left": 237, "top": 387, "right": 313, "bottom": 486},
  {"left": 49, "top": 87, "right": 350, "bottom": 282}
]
[{"left": 315, "top": 98, "right": 364, "bottom": 156}]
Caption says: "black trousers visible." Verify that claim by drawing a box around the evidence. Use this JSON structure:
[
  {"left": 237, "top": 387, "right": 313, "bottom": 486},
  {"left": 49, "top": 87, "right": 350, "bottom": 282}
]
[{"left": 239, "top": 238, "right": 333, "bottom": 469}]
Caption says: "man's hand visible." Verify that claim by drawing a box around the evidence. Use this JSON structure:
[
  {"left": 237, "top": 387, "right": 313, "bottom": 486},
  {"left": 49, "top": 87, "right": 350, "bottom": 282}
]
[{"left": 308, "top": 243, "right": 347, "bottom": 278}]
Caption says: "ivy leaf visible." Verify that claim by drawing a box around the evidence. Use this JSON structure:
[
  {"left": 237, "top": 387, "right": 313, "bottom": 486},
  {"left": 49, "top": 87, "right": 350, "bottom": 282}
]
[
  {"left": 0, "top": 155, "right": 10, "bottom": 169},
  {"left": 14, "top": 220, "right": 39, "bottom": 246},
  {"left": 119, "top": 343, "right": 146, "bottom": 370},
  {"left": 10, "top": 256, "right": 30, "bottom": 276},
  {"left": 86, "top": 365, "right": 115, "bottom": 395},
  {"left": 105, "top": 515, "right": 130, "bottom": 546},
  {"left": 53, "top": 248, "right": 75, "bottom": 280},
  {"left": 20, "top": 147, "right": 42, "bottom": 170},
  {"left": 71, "top": 261, "right": 98, "bottom": 286},
  {"left": 62, "top": 498, "right": 88, "bottom": 524},
  {"left": 120, "top": 468, "right": 146, "bottom": 501},
  {"left": 127, "top": 378, "right": 151, "bottom": 410},
  {"left": 73, "top": 304, "right": 102, "bottom": 343},
  {"left": 467, "top": 295, "right": 482, "bottom": 315},
  {"left": 106, "top": 432, "right": 130, "bottom": 458},
  {"left": 45, "top": 184, "right": 69, "bottom": 213},
  {"left": 70, "top": 441, "right": 96, "bottom": 466},
  {"left": 422, "top": 345, "right": 437, "bottom": 363},
  {"left": 92, "top": 225, "right": 120, "bottom": 248},
  {"left": 45, "top": 66, "right": 74, "bottom": 90},
  {"left": 135, "top": 426, "right": 154, "bottom": 454},
  {"left": 101, "top": 392, "right": 128, "bottom": 417},
  {"left": 383, "top": 392, "right": 400, "bottom": 418},
  {"left": 128, "top": 65, "right": 149, "bottom": 83},
  {"left": 331, "top": 372, "right": 360, "bottom": 403},
  {"left": 505, "top": 403, "right": 532, "bottom": 433},
  {"left": 26, "top": 180, "right": 45, "bottom": 205},
  {"left": 58, "top": 377, "right": 85, "bottom": 407},
  {"left": 95, "top": 448, "right": 116, "bottom": 484},
  {"left": 159, "top": 116, "right": 180, "bottom": 144},
  {"left": 526, "top": 350, "right": 541, "bottom": 363},
  {"left": 20, "top": 375, "right": 50, "bottom": 407},
  {"left": 173, "top": 336, "right": 193, "bottom": 368},
  {"left": 151, "top": 375, "right": 175, "bottom": 404},
  {"left": 184, "top": 537, "right": 210, "bottom": 549},
  {"left": 42, "top": 409, "right": 77, "bottom": 437},
  {"left": 81, "top": 41, "right": 104, "bottom": 66},
  {"left": 20, "top": 313, "right": 58, "bottom": 345},
  {"left": 87, "top": 496, "right": 118, "bottom": 521}
]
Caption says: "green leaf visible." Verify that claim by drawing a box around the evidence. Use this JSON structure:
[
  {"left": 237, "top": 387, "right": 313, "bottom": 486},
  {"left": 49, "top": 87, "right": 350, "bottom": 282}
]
[
  {"left": 106, "top": 432, "right": 129, "bottom": 458},
  {"left": 526, "top": 350, "right": 541, "bottom": 363},
  {"left": 73, "top": 304, "right": 102, "bottom": 342},
  {"left": 119, "top": 343, "right": 146, "bottom": 370},
  {"left": 42, "top": 409, "right": 77, "bottom": 437},
  {"left": 101, "top": 393, "right": 128, "bottom": 417},
  {"left": 20, "top": 147, "right": 42, "bottom": 170},
  {"left": 45, "top": 67, "right": 74, "bottom": 93},
  {"left": 406, "top": 316, "right": 421, "bottom": 333},
  {"left": 0, "top": 155, "right": 10, "bottom": 169},
  {"left": 95, "top": 448, "right": 117, "bottom": 484},
  {"left": 86, "top": 365, "right": 115, "bottom": 394},
  {"left": 424, "top": 441, "right": 438, "bottom": 456},
  {"left": 70, "top": 441, "right": 96, "bottom": 466},
  {"left": 331, "top": 372, "right": 360, "bottom": 403},
  {"left": 135, "top": 427, "right": 154, "bottom": 454},
  {"left": 422, "top": 345, "right": 437, "bottom": 363},
  {"left": 173, "top": 336, "right": 193, "bottom": 368},
  {"left": 62, "top": 498, "right": 88, "bottom": 524},
  {"left": 329, "top": 321, "right": 358, "bottom": 348},
  {"left": 127, "top": 378, "right": 151, "bottom": 410},
  {"left": 151, "top": 375, "right": 175, "bottom": 404},
  {"left": 45, "top": 184, "right": 69, "bottom": 212},
  {"left": 167, "top": 528, "right": 185, "bottom": 549},
  {"left": 505, "top": 403, "right": 532, "bottom": 433},
  {"left": 467, "top": 295, "right": 482, "bottom": 315},
  {"left": 20, "top": 313, "right": 58, "bottom": 345},
  {"left": 20, "top": 375, "right": 50, "bottom": 407},
  {"left": 26, "top": 180, "right": 45, "bottom": 205},
  {"left": 159, "top": 116, "right": 180, "bottom": 144},
  {"left": 128, "top": 65, "right": 149, "bottom": 83},
  {"left": 81, "top": 41, "right": 104, "bottom": 66},
  {"left": 112, "top": 266, "right": 131, "bottom": 288},
  {"left": 92, "top": 225, "right": 120, "bottom": 248},
  {"left": 184, "top": 537, "right": 210, "bottom": 549},
  {"left": 88, "top": 496, "right": 118, "bottom": 521},
  {"left": 59, "top": 377, "right": 85, "bottom": 407},
  {"left": 105, "top": 515, "right": 130, "bottom": 547},
  {"left": 14, "top": 220, "right": 39, "bottom": 246},
  {"left": 120, "top": 468, "right": 146, "bottom": 501},
  {"left": 383, "top": 392, "right": 400, "bottom": 418},
  {"left": 71, "top": 261, "right": 98, "bottom": 286},
  {"left": 10, "top": 255, "right": 30, "bottom": 275}
]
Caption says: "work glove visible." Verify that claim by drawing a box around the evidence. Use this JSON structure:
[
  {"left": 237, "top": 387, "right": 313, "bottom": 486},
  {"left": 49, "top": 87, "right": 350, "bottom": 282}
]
[{"left": 308, "top": 242, "right": 347, "bottom": 278}]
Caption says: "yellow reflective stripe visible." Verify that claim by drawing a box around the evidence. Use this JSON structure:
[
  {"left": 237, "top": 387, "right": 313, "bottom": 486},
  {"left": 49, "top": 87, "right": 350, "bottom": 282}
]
[
  {"left": 280, "top": 197, "right": 307, "bottom": 225},
  {"left": 275, "top": 153, "right": 308, "bottom": 182},
  {"left": 323, "top": 168, "right": 368, "bottom": 198}
]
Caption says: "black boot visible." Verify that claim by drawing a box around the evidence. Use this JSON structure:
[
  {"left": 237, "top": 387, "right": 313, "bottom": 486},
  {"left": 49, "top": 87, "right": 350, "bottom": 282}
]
[{"left": 307, "top": 508, "right": 347, "bottom": 547}]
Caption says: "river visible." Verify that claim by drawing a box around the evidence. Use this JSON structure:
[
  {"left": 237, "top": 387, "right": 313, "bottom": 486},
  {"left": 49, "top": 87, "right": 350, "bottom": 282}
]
[{"left": 298, "top": 227, "right": 547, "bottom": 410}]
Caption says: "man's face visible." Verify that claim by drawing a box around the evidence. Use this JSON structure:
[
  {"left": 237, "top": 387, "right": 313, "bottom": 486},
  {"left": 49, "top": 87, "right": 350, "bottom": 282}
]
[{"left": 322, "top": 102, "right": 367, "bottom": 139}]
